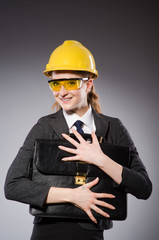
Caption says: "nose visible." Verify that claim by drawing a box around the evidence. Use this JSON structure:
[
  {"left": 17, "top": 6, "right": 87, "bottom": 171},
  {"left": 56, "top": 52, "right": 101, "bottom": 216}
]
[{"left": 59, "top": 85, "right": 68, "bottom": 96}]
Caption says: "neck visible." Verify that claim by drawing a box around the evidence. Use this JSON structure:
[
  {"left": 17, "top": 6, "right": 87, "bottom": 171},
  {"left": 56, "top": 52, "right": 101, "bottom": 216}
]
[{"left": 66, "top": 105, "right": 89, "bottom": 117}]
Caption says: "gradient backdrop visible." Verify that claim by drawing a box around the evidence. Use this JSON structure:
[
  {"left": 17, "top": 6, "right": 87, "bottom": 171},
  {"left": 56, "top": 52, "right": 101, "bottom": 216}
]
[{"left": 1, "top": 1, "right": 158, "bottom": 239}]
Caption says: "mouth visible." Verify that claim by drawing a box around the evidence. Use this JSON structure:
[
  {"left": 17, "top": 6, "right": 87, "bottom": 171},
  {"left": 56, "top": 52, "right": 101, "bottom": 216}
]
[{"left": 59, "top": 97, "right": 72, "bottom": 102}]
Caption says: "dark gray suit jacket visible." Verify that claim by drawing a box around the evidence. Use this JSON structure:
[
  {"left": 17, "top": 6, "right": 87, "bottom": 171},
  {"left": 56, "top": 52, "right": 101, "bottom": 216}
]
[{"left": 4, "top": 109, "right": 152, "bottom": 230}]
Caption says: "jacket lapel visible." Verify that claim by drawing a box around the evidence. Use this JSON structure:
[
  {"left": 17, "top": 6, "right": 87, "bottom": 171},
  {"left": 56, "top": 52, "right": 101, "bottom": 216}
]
[
  {"left": 49, "top": 109, "right": 69, "bottom": 138},
  {"left": 92, "top": 108, "right": 109, "bottom": 138},
  {"left": 48, "top": 108, "right": 109, "bottom": 139}
]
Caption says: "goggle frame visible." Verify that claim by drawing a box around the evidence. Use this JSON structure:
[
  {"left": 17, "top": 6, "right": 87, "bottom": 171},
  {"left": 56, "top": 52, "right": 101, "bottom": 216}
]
[{"left": 48, "top": 78, "right": 89, "bottom": 92}]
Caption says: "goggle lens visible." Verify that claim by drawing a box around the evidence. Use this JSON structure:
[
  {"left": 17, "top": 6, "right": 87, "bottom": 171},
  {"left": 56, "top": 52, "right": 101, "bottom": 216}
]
[{"left": 48, "top": 78, "right": 88, "bottom": 91}]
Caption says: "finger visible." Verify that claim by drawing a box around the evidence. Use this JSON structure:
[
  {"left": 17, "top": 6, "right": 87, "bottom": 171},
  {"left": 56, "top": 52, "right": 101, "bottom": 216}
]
[
  {"left": 95, "top": 200, "right": 115, "bottom": 210},
  {"left": 72, "top": 129, "right": 86, "bottom": 143},
  {"left": 95, "top": 193, "right": 116, "bottom": 199},
  {"left": 58, "top": 145, "right": 77, "bottom": 154},
  {"left": 62, "top": 133, "right": 79, "bottom": 147},
  {"left": 85, "top": 177, "right": 99, "bottom": 189},
  {"left": 91, "top": 131, "right": 99, "bottom": 145},
  {"left": 62, "top": 156, "right": 81, "bottom": 161},
  {"left": 85, "top": 210, "right": 97, "bottom": 224},
  {"left": 91, "top": 205, "right": 110, "bottom": 218}
]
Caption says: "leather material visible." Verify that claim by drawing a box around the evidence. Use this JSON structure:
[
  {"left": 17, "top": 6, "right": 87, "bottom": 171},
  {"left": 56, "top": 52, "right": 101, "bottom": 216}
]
[{"left": 30, "top": 134, "right": 130, "bottom": 220}]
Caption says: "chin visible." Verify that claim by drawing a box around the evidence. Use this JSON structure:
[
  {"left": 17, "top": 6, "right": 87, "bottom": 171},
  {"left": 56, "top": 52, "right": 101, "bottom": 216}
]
[
  {"left": 61, "top": 104, "right": 78, "bottom": 113},
  {"left": 60, "top": 104, "right": 73, "bottom": 112}
]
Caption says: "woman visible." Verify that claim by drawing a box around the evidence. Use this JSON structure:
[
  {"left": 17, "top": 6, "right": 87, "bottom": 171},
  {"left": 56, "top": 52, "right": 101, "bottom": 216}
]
[{"left": 4, "top": 40, "right": 152, "bottom": 240}]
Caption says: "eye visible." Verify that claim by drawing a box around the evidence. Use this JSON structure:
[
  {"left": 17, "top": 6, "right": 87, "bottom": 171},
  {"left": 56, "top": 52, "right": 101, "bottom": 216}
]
[
  {"left": 68, "top": 80, "right": 76, "bottom": 86},
  {"left": 52, "top": 81, "right": 60, "bottom": 86}
]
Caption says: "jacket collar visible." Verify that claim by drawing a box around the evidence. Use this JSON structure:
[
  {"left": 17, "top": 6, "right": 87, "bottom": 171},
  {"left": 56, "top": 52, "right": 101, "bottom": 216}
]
[
  {"left": 49, "top": 108, "right": 109, "bottom": 139},
  {"left": 92, "top": 108, "right": 109, "bottom": 138},
  {"left": 49, "top": 109, "right": 69, "bottom": 138}
]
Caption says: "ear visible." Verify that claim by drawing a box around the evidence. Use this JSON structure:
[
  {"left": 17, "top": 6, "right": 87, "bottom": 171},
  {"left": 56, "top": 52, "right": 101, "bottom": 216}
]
[{"left": 86, "top": 79, "right": 93, "bottom": 93}]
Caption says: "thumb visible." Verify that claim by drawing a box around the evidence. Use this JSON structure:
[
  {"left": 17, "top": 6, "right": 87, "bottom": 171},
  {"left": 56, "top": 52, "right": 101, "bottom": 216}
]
[{"left": 86, "top": 177, "right": 99, "bottom": 189}]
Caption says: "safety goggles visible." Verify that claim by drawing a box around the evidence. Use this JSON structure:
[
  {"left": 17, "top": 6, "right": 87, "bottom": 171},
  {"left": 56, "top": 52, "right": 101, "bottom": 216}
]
[{"left": 48, "top": 78, "right": 89, "bottom": 92}]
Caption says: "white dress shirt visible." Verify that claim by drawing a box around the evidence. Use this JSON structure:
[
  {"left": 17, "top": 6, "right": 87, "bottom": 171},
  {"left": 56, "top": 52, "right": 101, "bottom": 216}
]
[{"left": 63, "top": 106, "right": 96, "bottom": 134}]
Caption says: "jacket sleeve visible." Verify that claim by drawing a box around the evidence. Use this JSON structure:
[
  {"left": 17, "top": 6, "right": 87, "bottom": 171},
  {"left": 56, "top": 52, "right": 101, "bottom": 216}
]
[
  {"left": 112, "top": 119, "right": 152, "bottom": 200},
  {"left": 4, "top": 120, "right": 51, "bottom": 208}
]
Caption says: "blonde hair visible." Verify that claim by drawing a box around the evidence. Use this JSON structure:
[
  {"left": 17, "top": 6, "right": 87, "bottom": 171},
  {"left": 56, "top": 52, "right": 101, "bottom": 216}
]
[
  {"left": 87, "top": 85, "right": 101, "bottom": 113},
  {"left": 51, "top": 71, "right": 102, "bottom": 114}
]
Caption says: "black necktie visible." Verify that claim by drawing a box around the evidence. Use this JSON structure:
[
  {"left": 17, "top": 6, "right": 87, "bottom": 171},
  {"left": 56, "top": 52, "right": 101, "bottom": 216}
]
[{"left": 74, "top": 120, "right": 84, "bottom": 134}]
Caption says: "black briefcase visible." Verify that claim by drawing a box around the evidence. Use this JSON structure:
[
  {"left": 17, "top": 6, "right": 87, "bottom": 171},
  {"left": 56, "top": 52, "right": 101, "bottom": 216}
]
[{"left": 30, "top": 134, "right": 130, "bottom": 220}]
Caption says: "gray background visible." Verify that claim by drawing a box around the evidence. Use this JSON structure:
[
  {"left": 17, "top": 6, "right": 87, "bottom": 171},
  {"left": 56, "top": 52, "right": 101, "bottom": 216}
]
[{"left": 1, "top": 0, "right": 158, "bottom": 239}]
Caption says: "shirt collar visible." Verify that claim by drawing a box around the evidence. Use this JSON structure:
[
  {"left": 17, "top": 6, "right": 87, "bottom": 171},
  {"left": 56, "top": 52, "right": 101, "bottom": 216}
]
[{"left": 62, "top": 106, "right": 94, "bottom": 130}]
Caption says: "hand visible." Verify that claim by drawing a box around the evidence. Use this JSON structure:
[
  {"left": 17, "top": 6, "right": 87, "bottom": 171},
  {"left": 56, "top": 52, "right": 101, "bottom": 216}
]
[
  {"left": 72, "top": 177, "right": 115, "bottom": 224},
  {"left": 58, "top": 129, "right": 105, "bottom": 166}
]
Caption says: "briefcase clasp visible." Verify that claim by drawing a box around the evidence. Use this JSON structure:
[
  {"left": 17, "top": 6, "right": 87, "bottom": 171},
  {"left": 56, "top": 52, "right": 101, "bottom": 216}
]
[{"left": 75, "top": 173, "right": 86, "bottom": 185}]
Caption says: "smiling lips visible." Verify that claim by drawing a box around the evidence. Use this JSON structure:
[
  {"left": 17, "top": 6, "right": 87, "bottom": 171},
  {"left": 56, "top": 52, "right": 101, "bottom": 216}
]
[{"left": 59, "top": 97, "right": 72, "bottom": 102}]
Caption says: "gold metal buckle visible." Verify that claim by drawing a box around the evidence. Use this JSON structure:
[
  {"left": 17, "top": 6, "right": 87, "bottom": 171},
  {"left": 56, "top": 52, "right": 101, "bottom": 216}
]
[{"left": 75, "top": 173, "right": 86, "bottom": 185}]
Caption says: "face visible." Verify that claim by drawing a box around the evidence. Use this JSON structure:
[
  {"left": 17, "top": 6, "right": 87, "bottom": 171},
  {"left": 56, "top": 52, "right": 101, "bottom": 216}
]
[{"left": 51, "top": 71, "right": 93, "bottom": 116}]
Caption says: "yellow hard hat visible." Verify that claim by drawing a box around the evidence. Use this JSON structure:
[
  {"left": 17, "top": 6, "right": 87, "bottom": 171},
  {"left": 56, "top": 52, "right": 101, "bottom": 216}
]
[{"left": 44, "top": 40, "right": 98, "bottom": 78}]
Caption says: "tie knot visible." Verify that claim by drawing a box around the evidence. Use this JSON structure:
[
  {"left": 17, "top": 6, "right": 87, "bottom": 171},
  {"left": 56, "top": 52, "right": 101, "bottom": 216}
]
[{"left": 74, "top": 120, "right": 84, "bottom": 134}]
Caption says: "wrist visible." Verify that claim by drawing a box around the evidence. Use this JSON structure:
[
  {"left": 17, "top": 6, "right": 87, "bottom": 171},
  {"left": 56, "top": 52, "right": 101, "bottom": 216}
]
[
  {"left": 95, "top": 152, "right": 109, "bottom": 169},
  {"left": 62, "top": 188, "right": 74, "bottom": 203},
  {"left": 46, "top": 187, "right": 74, "bottom": 204},
  {"left": 96, "top": 154, "right": 123, "bottom": 185}
]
